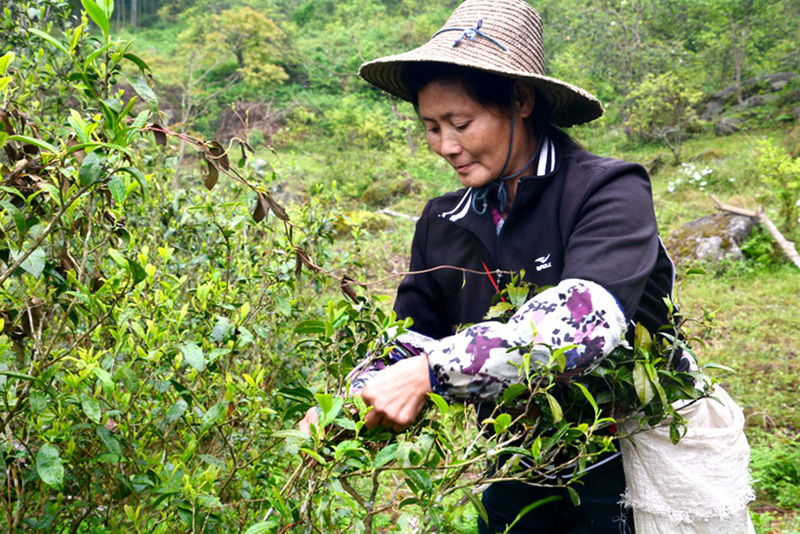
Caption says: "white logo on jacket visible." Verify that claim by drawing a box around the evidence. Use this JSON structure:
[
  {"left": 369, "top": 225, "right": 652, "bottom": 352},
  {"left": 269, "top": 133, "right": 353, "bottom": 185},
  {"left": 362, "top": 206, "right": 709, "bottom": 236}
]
[{"left": 535, "top": 253, "right": 552, "bottom": 271}]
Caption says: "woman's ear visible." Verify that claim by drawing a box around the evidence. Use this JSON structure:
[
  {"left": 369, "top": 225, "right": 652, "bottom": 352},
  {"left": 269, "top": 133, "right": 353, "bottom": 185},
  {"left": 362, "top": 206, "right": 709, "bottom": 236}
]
[{"left": 513, "top": 82, "right": 536, "bottom": 119}]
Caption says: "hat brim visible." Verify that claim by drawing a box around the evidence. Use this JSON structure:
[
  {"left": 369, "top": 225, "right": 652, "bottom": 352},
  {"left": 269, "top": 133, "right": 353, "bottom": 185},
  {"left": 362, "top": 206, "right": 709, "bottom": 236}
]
[{"left": 359, "top": 52, "right": 604, "bottom": 128}]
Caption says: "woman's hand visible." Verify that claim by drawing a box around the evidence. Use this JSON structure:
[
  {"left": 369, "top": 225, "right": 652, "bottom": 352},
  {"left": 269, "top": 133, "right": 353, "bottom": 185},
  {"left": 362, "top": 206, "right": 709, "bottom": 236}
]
[
  {"left": 298, "top": 407, "right": 320, "bottom": 436},
  {"left": 360, "top": 354, "right": 433, "bottom": 432}
]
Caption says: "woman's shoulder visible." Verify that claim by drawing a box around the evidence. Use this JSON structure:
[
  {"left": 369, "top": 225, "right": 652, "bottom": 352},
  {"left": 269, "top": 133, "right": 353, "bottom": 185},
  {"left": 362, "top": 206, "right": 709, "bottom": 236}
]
[{"left": 560, "top": 143, "right": 647, "bottom": 178}]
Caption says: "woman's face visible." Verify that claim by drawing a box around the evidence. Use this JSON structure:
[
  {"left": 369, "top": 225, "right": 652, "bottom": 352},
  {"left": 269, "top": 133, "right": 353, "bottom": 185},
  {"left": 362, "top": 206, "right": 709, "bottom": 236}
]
[{"left": 418, "top": 79, "right": 533, "bottom": 190}]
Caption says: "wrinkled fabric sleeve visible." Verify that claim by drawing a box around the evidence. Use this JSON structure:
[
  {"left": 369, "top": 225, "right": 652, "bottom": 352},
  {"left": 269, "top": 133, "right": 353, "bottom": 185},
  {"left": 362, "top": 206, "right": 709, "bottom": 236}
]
[
  {"left": 427, "top": 279, "right": 627, "bottom": 402},
  {"left": 345, "top": 329, "right": 436, "bottom": 394}
]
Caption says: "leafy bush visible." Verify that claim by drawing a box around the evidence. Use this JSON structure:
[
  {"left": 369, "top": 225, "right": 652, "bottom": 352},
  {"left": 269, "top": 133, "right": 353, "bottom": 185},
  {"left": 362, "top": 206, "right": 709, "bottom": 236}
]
[
  {"left": 751, "top": 431, "right": 800, "bottom": 511},
  {"left": 624, "top": 72, "right": 703, "bottom": 163},
  {"left": 755, "top": 138, "right": 800, "bottom": 237}
]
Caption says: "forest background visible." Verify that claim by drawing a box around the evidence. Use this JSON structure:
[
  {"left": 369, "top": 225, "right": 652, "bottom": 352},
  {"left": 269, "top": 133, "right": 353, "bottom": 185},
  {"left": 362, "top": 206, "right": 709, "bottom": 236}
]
[{"left": 1, "top": 0, "right": 799, "bottom": 532}]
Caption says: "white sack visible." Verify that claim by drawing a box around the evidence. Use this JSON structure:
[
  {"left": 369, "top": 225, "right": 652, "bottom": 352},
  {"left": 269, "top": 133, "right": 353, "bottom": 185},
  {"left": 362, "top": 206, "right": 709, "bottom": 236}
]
[{"left": 620, "top": 385, "right": 756, "bottom": 534}]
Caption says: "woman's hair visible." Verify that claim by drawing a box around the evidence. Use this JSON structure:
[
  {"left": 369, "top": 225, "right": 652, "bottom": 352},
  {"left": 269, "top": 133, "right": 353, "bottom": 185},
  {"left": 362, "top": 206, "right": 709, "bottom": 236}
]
[{"left": 402, "top": 62, "right": 578, "bottom": 148}]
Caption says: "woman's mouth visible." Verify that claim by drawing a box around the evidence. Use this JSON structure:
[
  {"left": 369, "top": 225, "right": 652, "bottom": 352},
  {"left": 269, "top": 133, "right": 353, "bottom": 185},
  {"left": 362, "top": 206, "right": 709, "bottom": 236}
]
[{"left": 455, "top": 163, "right": 474, "bottom": 174}]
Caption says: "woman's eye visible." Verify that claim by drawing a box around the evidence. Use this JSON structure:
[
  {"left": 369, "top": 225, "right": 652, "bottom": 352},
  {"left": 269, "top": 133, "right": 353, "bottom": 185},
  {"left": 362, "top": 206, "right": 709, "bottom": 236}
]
[
  {"left": 455, "top": 122, "right": 470, "bottom": 131},
  {"left": 427, "top": 127, "right": 440, "bottom": 135}
]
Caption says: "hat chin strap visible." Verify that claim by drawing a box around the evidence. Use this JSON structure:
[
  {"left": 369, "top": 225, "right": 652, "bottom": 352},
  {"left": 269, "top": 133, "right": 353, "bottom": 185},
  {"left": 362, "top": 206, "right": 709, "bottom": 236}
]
[{"left": 471, "top": 86, "right": 537, "bottom": 215}]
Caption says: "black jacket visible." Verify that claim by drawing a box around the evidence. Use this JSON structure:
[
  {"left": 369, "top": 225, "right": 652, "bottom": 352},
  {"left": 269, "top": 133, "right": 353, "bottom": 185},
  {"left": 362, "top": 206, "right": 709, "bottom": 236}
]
[{"left": 393, "top": 140, "right": 675, "bottom": 339}]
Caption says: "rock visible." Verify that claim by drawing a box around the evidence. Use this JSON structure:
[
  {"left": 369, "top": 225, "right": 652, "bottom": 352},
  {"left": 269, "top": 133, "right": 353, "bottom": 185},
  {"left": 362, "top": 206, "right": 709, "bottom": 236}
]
[
  {"left": 741, "top": 93, "right": 780, "bottom": 109},
  {"left": 714, "top": 117, "right": 745, "bottom": 136},
  {"left": 700, "top": 99, "right": 724, "bottom": 121},
  {"left": 334, "top": 210, "right": 394, "bottom": 235},
  {"left": 664, "top": 213, "right": 757, "bottom": 265},
  {"left": 793, "top": 105, "right": 800, "bottom": 123},
  {"left": 709, "top": 72, "right": 799, "bottom": 104},
  {"left": 360, "top": 177, "right": 417, "bottom": 207}
]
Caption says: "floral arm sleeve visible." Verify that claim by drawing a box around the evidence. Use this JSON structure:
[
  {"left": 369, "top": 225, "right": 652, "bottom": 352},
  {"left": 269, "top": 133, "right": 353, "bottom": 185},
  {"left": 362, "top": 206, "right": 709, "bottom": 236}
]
[
  {"left": 346, "top": 329, "right": 436, "bottom": 394},
  {"left": 427, "top": 279, "right": 627, "bottom": 402}
]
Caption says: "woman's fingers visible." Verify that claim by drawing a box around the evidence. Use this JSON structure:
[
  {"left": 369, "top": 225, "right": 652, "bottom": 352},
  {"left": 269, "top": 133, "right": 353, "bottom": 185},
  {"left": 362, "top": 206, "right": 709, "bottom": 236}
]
[{"left": 360, "top": 355, "right": 433, "bottom": 431}]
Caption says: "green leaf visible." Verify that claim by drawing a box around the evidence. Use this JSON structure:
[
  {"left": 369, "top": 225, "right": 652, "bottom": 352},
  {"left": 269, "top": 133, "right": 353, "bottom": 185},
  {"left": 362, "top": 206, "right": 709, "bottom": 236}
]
[
  {"left": 502, "top": 383, "right": 528, "bottom": 405},
  {"left": 36, "top": 444, "right": 64, "bottom": 487},
  {"left": 669, "top": 420, "right": 683, "bottom": 445},
  {"left": 506, "top": 496, "right": 562, "bottom": 531},
  {"left": 273, "top": 295, "right": 292, "bottom": 317},
  {"left": 79, "top": 150, "right": 104, "bottom": 186},
  {"left": 81, "top": 393, "right": 102, "bottom": 423},
  {"left": 492, "top": 412, "right": 512, "bottom": 435},
  {"left": 6, "top": 134, "right": 58, "bottom": 154},
  {"left": 29, "top": 391, "right": 47, "bottom": 413},
  {"left": 92, "top": 366, "right": 115, "bottom": 391},
  {"left": 318, "top": 395, "right": 343, "bottom": 427},
  {"left": 28, "top": 28, "right": 70, "bottom": 56},
  {"left": 1, "top": 200, "right": 27, "bottom": 244},
  {"left": 81, "top": 0, "right": 110, "bottom": 37},
  {"left": 567, "top": 486, "right": 581, "bottom": 506},
  {"left": 686, "top": 267, "right": 707, "bottom": 276},
  {"left": 545, "top": 393, "right": 563, "bottom": 423},
  {"left": 83, "top": 41, "right": 115, "bottom": 70},
  {"left": 69, "top": 24, "right": 82, "bottom": 53},
  {"left": 108, "top": 175, "right": 126, "bottom": 205},
  {"left": 125, "top": 256, "right": 146, "bottom": 285},
  {"left": 462, "top": 488, "right": 489, "bottom": 526},
  {"left": 294, "top": 319, "right": 325, "bottom": 334},
  {"left": 118, "top": 166, "right": 147, "bottom": 193},
  {"left": 200, "top": 402, "right": 227, "bottom": 435},
  {"left": 97, "top": 426, "right": 122, "bottom": 455},
  {"left": 16, "top": 247, "right": 47, "bottom": 278},
  {"left": 272, "top": 429, "right": 313, "bottom": 441},
  {"left": 574, "top": 383, "right": 599, "bottom": 417},
  {"left": 633, "top": 362, "right": 655, "bottom": 406},
  {"left": 0, "top": 52, "right": 14, "bottom": 75},
  {"left": 123, "top": 53, "right": 151, "bottom": 73},
  {"left": 702, "top": 362, "right": 736, "bottom": 374},
  {"left": 243, "top": 522, "right": 275, "bottom": 534},
  {"left": 373, "top": 443, "right": 399, "bottom": 469},
  {"left": 179, "top": 343, "right": 205, "bottom": 372},
  {"left": 166, "top": 399, "right": 188, "bottom": 423},
  {"left": 404, "top": 469, "right": 432, "bottom": 494},
  {"left": 127, "top": 75, "right": 158, "bottom": 108},
  {"left": 199, "top": 454, "right": 227, "bottom": 472},
  {"left": 634, "top": 323, "right": 653, "bottom": 353},
  {"left": 210, "top": 316, "right": 233, "bottom": 342},
  {"left": 428, "top": 393, "right": 449, "bottom": 416},
  {"left": 0, "top": 370, "right": 36, "bottom": 381},
  {"left": 116, "top": 366, "right": 139, "bottom": 393}
]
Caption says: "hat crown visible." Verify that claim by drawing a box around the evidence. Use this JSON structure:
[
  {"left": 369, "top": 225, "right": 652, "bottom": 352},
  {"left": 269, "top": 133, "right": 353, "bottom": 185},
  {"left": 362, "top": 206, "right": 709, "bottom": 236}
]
[
  {"left": 434, "top": 0, "right": 545, "bottom": 76},
  {"left": 357, "top": 0, "right": 604, "bottom": 127}
]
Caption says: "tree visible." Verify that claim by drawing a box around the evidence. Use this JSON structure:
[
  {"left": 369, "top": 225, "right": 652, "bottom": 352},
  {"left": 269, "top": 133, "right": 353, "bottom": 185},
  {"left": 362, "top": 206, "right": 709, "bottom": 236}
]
[{"left": 624, "top": 72, "right": 703, "bottom": 163}]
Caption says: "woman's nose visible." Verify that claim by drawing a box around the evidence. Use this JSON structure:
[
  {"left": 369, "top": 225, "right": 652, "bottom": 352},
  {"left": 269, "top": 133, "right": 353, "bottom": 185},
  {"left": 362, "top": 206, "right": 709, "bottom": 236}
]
[{"left": 439, "top": 130, "right": 462, "bottom": 157}]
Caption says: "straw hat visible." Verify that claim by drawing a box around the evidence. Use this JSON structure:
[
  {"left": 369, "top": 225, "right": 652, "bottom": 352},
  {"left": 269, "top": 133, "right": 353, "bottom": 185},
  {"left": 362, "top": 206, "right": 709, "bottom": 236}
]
[{"left": 358, "top": 0, "right": 603, "bottom": 127}]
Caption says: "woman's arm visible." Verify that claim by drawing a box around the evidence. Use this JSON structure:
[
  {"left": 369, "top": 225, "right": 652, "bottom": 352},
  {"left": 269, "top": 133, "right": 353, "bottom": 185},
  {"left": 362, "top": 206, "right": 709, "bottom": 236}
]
[{"left": 361, "top": 278, "right": 626, "bottom": 428}]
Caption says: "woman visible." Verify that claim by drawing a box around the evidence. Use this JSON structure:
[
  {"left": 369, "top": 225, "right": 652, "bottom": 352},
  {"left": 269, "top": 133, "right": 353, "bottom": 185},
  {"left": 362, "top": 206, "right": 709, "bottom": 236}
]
[{"left": 305, "top": 0, "right": 674, "bottom": 532}]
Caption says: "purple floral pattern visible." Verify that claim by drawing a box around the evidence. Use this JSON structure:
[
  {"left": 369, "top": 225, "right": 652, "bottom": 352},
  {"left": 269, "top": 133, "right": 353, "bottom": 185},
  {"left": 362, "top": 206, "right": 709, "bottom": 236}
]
[
  {"left": 347, "top": 279, "right": 627, "bottom": 402},
  {"left": 426, "top": 279, "right": 627, "bottom": 401}
]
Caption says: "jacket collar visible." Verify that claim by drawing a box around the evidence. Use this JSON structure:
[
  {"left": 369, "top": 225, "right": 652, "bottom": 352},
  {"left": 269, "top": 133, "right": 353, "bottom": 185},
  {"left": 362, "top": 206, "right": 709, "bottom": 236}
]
[{"left": 437, "top": 134, "right": 559, "bottom": 227}]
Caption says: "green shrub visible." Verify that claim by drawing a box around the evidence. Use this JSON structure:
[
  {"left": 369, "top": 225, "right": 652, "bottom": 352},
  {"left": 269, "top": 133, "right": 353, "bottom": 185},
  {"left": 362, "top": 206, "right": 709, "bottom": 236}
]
[{"left": 751, "top": 431, "right": 800, "bottom": 511}]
